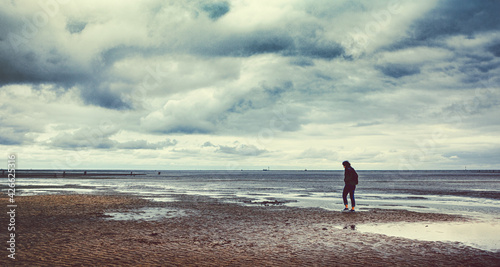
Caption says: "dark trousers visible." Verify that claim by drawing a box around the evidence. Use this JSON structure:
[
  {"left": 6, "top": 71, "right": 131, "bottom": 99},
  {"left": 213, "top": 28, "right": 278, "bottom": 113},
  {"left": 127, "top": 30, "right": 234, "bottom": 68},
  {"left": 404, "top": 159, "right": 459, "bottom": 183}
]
[{"left": 342, "top": 184, "right": 356, "bottom": 207}]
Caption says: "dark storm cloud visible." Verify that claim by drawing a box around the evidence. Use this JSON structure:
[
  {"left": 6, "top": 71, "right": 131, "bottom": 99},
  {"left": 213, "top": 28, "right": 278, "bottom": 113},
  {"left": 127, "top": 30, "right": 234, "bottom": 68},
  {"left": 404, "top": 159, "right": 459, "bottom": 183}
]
[
  {"left": 289, "top": 57, "right": 315, "bottom": 67},
  {"left": 0, "top": 45, "right": 132, "bottom": 110},
  {"left": 378, "top": 0, "right": 500, "bottom": 86},
  {"left": 66, "top": 20, "right": 87, "bottom": 34},
  {"left": 201, "top": 141, "right": 216, "bottom": 147},
  {"left": 98, "top": 45, "right": 167, "bottom": 68},
  {"left": 225, "top": 81, "right": 295, "bottom": 116},
  {"left": 313, "top": 71, "right": 332, "bottom": 81},
  {"left": 0, "top": 2, "right": 344, "bottom": 114},
  {"left": 194, "top": 1, "right": 344, "bottom": 60},
  {"left": 489, "top": 43, "right": 500, "bottom": 57},
  {"left": 477, "top": 61, "right": 500, "bottom": 73},
  {"left": 376, "top": 63, "right": 421, "bottom": 78},
  {"left": 408, "top": 0, "right": 500, "bottom": 42},
  {"left": 191, "top": 29, "right": 294, "bottom": 57},
  {"left": 459, "top": 60, "right": 500, "bottom": 77},
  {"left": 0, "top": 126, "right": 29, "bottom": 145},
  {"left": 0, "top": 9, "right": 81, "bottom": 86},
  {"left": 382, "top": 0, "right": 500, "bottom": 53},
  {"left": 190, "top": 28, "right": 345, "bottom": 59},
  {"left": 201, "top": 1, "right": 230, "bottom": 20},
  {"left": 0, "top": 49, "right": 84, "bottom": 87},
  {"left": 292, "top": 40, "right": 345, "bottom": 60},
  {"left": 456, "top": 54, "right": 500, "bottom": 85},
  {"left": 236, "top": 30, "right": 295, "bottom": 56},
  {"left": 79, "top": 82, "right": 132, "bottom": 110},
  {"left": 100, "top": 46, "right": 140, "bottom": 67},
  {"left": 0, "top": 8, "right": 24, "bottom": 43},
  {"left": 0, "top": 5, "right": 150, "bottom": 111},
  {"left": 0, "top": 136, "right": 20, "bottom": 145},
  {"left": 378, "top": 29, "right": 500, "bottom": 85},
  {"left": 263, "top": 81, "right": 292, "bottom": 99}
]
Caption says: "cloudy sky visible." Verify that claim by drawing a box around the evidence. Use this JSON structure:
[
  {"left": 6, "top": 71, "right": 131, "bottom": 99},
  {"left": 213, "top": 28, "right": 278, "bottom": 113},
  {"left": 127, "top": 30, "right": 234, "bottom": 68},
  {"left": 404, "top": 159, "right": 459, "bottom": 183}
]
[{"left": 1, "top": 0, "right": 499, "bottom": 170}]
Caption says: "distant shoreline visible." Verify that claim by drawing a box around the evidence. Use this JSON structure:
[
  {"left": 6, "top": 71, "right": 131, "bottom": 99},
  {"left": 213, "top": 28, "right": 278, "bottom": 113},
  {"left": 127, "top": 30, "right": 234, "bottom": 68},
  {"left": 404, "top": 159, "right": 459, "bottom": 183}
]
[{"left": 4, "top": 169, "right": 500, "bottom": 178}]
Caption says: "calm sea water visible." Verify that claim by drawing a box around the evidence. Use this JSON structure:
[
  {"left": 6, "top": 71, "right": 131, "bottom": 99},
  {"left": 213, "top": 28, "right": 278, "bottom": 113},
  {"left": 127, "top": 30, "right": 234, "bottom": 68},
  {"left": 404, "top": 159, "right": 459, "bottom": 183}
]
[{"left": 14, "top": 170, "right": 500, "bottom": 218}]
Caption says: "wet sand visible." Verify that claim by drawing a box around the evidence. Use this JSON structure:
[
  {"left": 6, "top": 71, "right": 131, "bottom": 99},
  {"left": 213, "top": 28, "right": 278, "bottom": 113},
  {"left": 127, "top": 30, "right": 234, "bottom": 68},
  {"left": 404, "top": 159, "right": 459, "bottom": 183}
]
[{"left": 1, "top": 194, "right": 499, "bottom": 266}]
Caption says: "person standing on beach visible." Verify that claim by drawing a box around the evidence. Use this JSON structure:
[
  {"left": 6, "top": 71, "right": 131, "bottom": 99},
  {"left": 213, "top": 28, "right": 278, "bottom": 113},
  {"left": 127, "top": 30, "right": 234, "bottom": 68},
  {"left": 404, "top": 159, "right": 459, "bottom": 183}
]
[{"left": 342, "top": 161, "right": 358, "bottom": 212}]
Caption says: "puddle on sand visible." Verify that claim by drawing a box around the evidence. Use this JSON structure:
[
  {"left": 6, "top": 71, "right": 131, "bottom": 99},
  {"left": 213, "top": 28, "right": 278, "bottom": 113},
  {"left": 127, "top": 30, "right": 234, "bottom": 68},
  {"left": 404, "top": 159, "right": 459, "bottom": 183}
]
[
  {"left": 105, "top": 207, "right": 188, "bottom": 221},
  {"left": 142, "top": 196, "right": 177, "bottom": 202},
  {"left": 356, "top": 221, "right": 500, "bottom": 252}
]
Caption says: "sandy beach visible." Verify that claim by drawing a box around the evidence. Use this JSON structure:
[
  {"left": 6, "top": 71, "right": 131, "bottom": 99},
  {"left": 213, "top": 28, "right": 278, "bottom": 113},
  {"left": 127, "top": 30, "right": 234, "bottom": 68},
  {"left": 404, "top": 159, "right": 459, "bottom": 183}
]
[{"left": 1, "top": 193, "right": 499, "bottom": 266}]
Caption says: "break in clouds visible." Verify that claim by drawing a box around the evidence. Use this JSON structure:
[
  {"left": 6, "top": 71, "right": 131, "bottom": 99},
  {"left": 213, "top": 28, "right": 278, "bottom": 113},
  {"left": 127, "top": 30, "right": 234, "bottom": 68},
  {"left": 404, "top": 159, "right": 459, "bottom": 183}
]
[{"left": 0, "top": 0, "right": 499, "bottom": 170}]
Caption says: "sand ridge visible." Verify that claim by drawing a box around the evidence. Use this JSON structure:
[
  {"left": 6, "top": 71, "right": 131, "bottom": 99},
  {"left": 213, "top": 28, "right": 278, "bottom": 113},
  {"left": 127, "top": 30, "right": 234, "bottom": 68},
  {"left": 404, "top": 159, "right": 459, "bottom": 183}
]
[{"left": 1, "top": 194, "right": 499, "bottom": 266}]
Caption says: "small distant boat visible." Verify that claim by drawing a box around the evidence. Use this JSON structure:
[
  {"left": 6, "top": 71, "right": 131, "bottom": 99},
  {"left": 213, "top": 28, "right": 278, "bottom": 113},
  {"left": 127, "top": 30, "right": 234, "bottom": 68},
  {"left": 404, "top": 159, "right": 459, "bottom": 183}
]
[{"left": 263, "top": 167, "right": 270, "bottom": 171}]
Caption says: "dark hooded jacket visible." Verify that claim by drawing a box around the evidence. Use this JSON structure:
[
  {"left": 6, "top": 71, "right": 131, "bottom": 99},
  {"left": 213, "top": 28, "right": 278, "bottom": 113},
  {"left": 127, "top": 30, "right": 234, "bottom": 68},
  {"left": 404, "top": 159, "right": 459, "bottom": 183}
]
[{"left": 344, "top": 166, "right": 358, "bottom": 186}]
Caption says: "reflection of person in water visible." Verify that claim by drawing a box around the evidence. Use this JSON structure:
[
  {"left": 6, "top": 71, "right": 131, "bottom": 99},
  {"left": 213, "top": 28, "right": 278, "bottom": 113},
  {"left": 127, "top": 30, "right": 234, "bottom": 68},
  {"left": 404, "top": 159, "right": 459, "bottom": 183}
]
[{"left": 342, "top": 161, "right": 358, "bottom": 212}]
